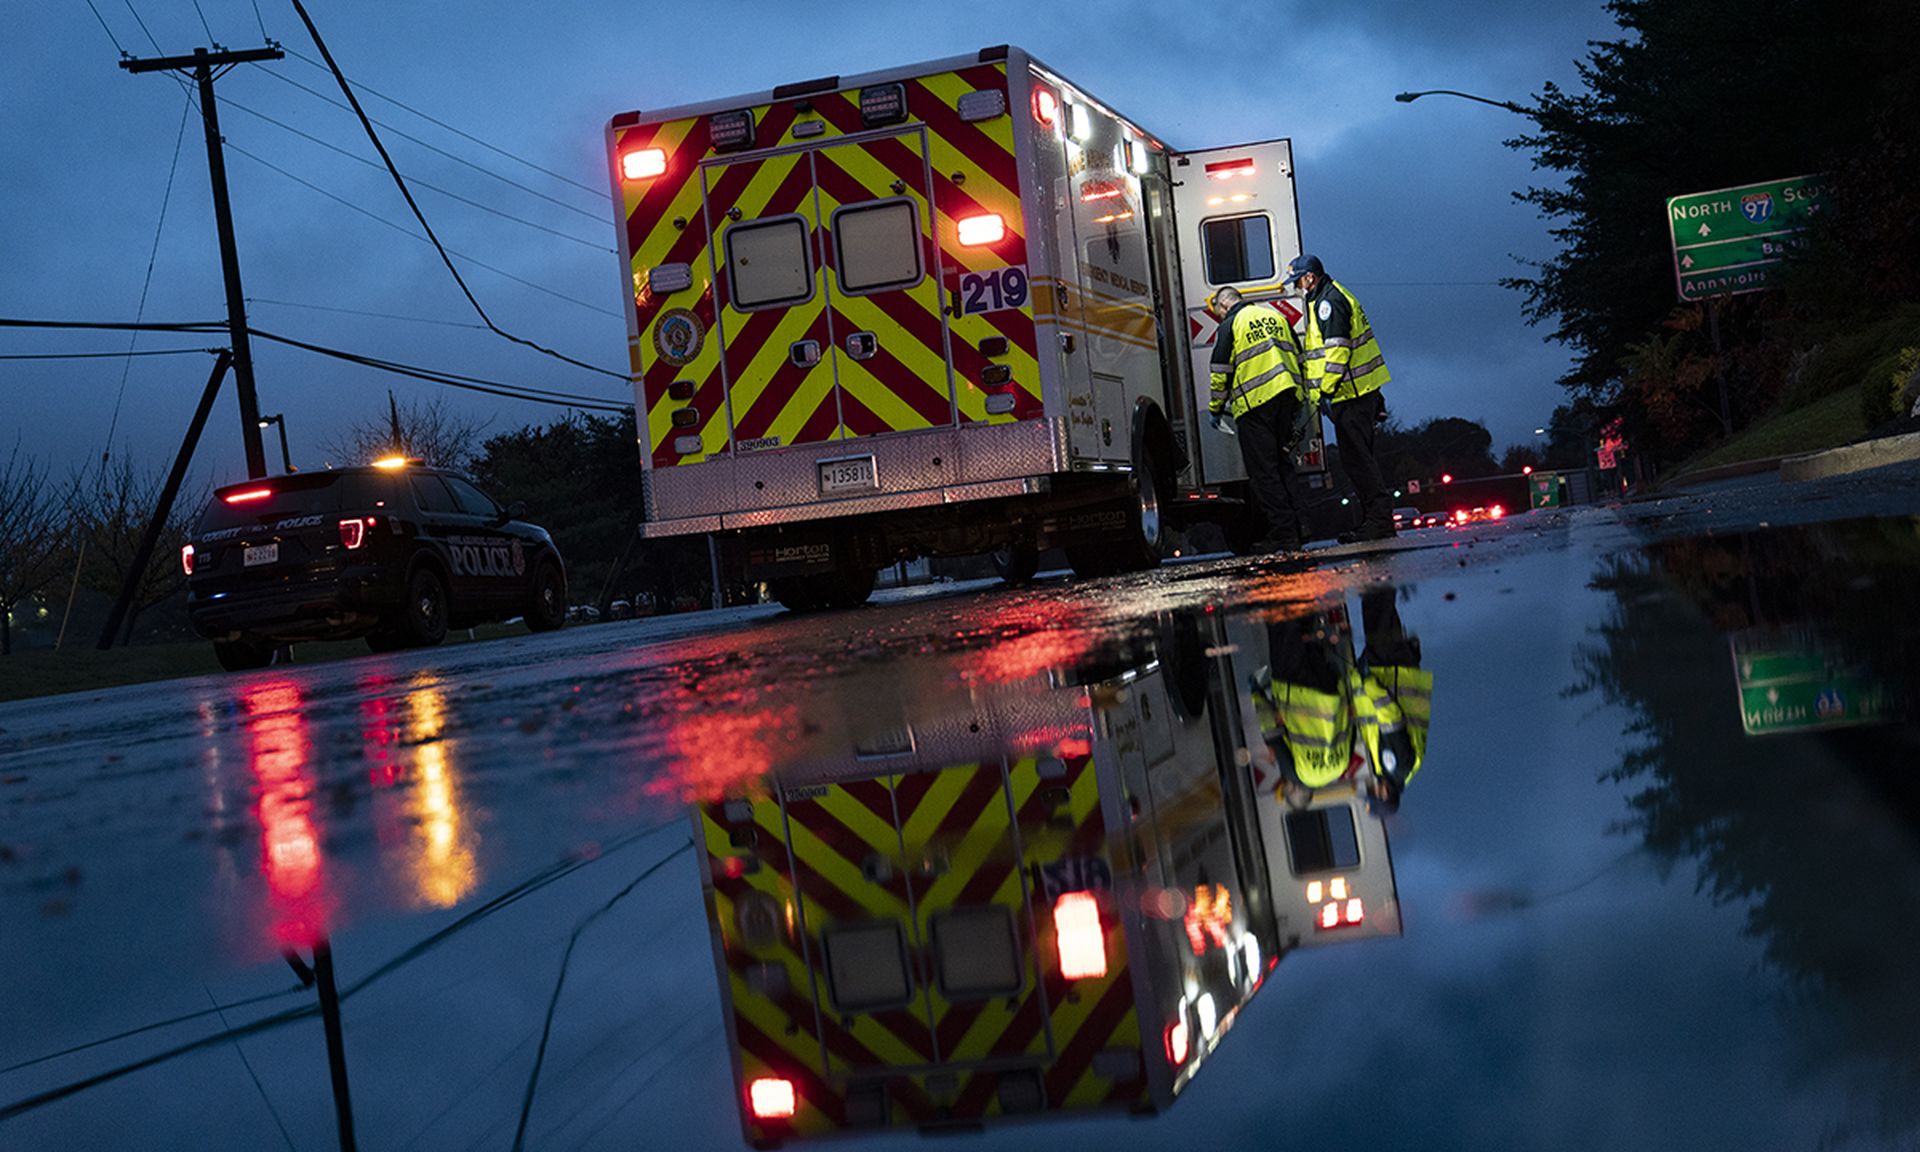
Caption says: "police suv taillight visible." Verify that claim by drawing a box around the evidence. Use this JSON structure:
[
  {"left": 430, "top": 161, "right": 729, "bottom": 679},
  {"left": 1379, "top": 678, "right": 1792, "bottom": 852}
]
[
  {"left": 180, "top": 543, "right": 195, "bottom": 575},
  {"left": 338, "top": 518, "right": 375, "bottom": 550}
]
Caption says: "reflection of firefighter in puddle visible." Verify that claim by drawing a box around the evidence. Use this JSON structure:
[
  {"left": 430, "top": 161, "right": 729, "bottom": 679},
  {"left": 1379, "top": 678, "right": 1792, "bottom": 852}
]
[
  {"left": 1252, "top": 591, "right": 1431, "bottom": 808},
  {"left": 1355, "top": 589, "right": 1431, "bottom": 812}
]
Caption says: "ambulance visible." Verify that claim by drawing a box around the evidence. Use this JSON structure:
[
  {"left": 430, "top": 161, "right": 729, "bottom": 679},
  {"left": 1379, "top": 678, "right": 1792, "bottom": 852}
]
[
  {"left": 608, "top": 46, "right": 1320, "bottom": 610},
  {"left": 683, "top": 601, "right": 1398, "bottom": 1146}
]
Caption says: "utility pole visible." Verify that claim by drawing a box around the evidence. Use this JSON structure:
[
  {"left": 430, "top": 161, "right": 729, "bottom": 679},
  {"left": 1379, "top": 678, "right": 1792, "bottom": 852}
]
[{"left": 122, "top": 44, "right": 284, "bottom": 479}]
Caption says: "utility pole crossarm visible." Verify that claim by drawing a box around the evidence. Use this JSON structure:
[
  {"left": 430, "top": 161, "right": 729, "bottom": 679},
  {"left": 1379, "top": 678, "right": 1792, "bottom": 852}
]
[{"left": 120, "top": 45, "right": 284, "bottom": 74}]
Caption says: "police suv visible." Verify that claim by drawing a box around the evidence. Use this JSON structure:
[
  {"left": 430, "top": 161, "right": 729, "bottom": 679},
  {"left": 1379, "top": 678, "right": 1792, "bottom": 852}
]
[{"left": 184, "top": 458, "right": 567, "bottom": 670}]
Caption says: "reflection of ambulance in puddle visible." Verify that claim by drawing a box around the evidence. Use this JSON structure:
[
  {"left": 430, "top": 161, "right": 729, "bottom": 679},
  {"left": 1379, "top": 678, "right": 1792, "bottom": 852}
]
[{"left": 687, "top": 602, "right": 1400, "bottom": 1146}]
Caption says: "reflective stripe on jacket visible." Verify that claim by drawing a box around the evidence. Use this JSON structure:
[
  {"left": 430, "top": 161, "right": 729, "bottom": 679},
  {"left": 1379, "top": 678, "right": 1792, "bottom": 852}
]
[
  {"left": 1354, "top": 664, "right": 1432, "bottom": 787},
  {"left": 1209, "top": 302, "right": 1306, "bottom": 420},
  {"left": 1254, "top": 677, "right": 1353, "bottom": 790},
  {"left": 1302, "top": 280, "right": 1390, "bottom": 403}
]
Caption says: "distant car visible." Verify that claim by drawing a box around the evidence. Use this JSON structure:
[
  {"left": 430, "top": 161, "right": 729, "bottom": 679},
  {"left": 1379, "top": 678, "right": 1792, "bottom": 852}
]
[
  {"left": 1445, "top": 504, "right": 1510, "bottom": 528},
  {"left": 1392, "top": 506, "right": 1444, "bottom": 530},
  {"left": 183, "top": 459, "right": 567, "bottom": 671}
]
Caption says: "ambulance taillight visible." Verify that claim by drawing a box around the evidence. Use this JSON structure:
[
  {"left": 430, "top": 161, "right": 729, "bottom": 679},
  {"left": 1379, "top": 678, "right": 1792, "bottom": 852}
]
[
  {"left": 957, "top": 213, "right": 1005, "bottom": 246},
  {"left": 749, "top": 1077, "right": 797, "bottom": 1120},
  {"left": 621, "top": 147, "right": 667, "bottom": 181},
  {"left": 1053, "top": 891, "right": 1107, "bottom": 979}
]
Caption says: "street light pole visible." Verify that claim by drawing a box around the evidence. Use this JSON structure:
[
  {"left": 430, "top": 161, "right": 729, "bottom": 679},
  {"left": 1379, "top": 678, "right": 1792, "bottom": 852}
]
[
  {"left": 259, "top": 414, "right": 295, "bottom": 472},
  {"left": 1394, "top": 89, "right": 1531, "bottom": 115}
]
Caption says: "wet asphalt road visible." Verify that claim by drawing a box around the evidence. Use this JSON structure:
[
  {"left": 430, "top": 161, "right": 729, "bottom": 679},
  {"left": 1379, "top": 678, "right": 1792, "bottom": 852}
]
[{"left": 3, "top": 460, "right": 1917, "bottom": 1152}]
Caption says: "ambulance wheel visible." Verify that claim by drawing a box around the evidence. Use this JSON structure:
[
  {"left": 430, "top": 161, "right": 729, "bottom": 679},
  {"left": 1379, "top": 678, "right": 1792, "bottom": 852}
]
[
  {"left": 212, "top": 635, "right": 274, "bottom": 672},
  {"left": 991, "top": 540, "right": 1040, "bottom": 586},
  {"left": 1069, "top": 452, "right": 1170, "bottom": 579},
  {"left": 524, "top": 561, "right": 567, "bottom": 632},
  {"left": 822, "top": 565, "right": 876, "bottom": 610},
  {"left": 396, "top": 567, "right": 450, "bottom": 647}
]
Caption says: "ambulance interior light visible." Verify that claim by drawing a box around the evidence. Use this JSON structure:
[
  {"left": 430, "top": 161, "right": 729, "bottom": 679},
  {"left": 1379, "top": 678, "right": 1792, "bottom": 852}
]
[{"left": 621, "top": 147, "right": 667, "bottom": 180}]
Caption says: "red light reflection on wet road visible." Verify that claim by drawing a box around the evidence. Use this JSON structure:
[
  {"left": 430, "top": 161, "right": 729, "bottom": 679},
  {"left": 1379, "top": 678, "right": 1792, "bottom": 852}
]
[{"left": 243, "top": 680, "right": 330, "bottom": 949}]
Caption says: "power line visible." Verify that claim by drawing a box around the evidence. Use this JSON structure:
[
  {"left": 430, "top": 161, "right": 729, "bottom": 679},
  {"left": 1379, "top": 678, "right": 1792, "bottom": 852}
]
[
  {"left": 247, "top": 327, "right": 631, "bottom": 410},
  {"left": 219, "top": 96, "right": 613, "bottom": 250},
  {"left": 82, "top": 0, "right": 127, "bottom": 55},
  {"left": 284, "top": 0, "right": 625, "bottom": 381},
  {"left": 188, "top": 0, "right": 213, "bottom": 40},
  {"left": 120, "top": 0, "right": 165, "bottom": 53},
  {"left": 0, "top": 985, "right": 305, "bottom": 1075},
  {"left": 104, "top": 91, "right": 196, "bottom": 462},
  {"left": 248, "top": 66, "right": 610, "bottom": 225},
  {"left": 248, "top": 0, "right": 268, "bottom": 40},
  {"left": 0, "top": 318, "right": 227, "bottom": 333},
  {"left": 246, "top": 297, "right": 487, "bottom": 330},
  {"left": 282, "top": 46, "right": 610, "bottom": 203},
  {"left": 0, "top": 348, "right": 215, "bottom": 361},
  {"left": 223, "top": 141, "right": 623, "bottom": 319},
  {"left": 204, "top": 985, "right": 298, "bottom": 1152}
]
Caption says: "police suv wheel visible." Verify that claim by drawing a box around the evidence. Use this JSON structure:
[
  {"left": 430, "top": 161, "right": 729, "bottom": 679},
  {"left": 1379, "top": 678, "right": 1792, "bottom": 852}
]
[
  {"left": 525, "top": 561, "right": 566, "bottom": 633},
  {"left": 399, "top": 567, "right": 450, "bottom": 647}
]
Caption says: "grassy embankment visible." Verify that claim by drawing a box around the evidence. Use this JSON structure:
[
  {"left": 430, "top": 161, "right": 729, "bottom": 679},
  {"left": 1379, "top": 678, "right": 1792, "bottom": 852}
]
[{"left": 0, "top": 624, "right": 526, "bottom": 704}]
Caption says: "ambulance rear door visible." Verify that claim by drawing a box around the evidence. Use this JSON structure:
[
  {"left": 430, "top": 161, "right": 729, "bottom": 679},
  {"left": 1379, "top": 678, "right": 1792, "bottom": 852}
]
[{"left": 1166, "top": 140, "right": 1320, "bottom": 484}]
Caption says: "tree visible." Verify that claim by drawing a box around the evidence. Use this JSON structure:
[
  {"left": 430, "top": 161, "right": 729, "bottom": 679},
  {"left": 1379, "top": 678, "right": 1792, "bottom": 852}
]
[
  {"left": 322, "top": 394, "right": 490, "bottom": 471},
  {"left": 1499, "top": 443, "right": 1544, "bottom": 474},
  {"left": 1375, "top": 416, "right": 1500, "bottom": 484},
  {"left": 0, "top": 447, "right": 68, "bottom": 655},
  {"left": 72, "top": 455, "right": 203, "bottom": 643},
  {"left": 1507, "top": 0, "right": 1920, "bottom": 457}
]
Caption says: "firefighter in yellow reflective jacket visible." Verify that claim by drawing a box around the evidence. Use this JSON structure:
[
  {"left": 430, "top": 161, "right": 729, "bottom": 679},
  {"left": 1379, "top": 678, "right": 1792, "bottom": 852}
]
[
  {"left": 1207, "top": 286, "right": 1311, "bottom": 553},
  {"left": 1250, "top": 613, "right": 1359, "bottom": 805},
  {"left": 1354, "top": 588, "right": 1431, "bottom": 811},
  {"left": 1284, "top": 255, "right": 1395, "bottom": 544}
]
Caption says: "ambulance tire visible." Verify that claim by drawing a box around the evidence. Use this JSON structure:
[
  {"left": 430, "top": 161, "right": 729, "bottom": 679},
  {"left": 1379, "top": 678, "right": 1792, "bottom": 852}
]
[
  {"left": 1069, "top": 447, "right": 1170, "bottom": 579},
  {"left": 991, "top": 541, "right": 1040, "bottom": 586},
  {"left": 212, "top": 635, "right": 274, "bottom": 672},
  {"left": 524, "top": 561, "right": 567, "bottom": 632},
  {"left": 395, "top": 566, "right": 450, "bottom": 648},
  {"left": 823, "top": 565, "right": 876, "bottom": 610}
]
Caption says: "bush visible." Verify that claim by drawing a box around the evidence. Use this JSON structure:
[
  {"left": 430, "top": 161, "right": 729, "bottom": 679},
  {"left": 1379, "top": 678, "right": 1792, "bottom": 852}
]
[
  {"left": 1779, "top": 303, "right": 1920, "bottom": 412},
  {"left": 1864, "top": 346, "right": 1920, "bottom": 427}
]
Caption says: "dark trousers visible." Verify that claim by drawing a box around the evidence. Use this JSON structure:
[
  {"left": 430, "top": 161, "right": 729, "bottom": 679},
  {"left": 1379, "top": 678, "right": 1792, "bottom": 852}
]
[
  {"left": 1332, "top": 390, "right": 1392, "bottom": 529},
  {"left": 1237, "top": 391, "right": 1305, "bottom": 547}
]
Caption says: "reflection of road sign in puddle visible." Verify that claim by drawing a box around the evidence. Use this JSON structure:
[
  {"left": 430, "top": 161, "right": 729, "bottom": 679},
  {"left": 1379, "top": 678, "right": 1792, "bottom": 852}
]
[{"left": 1729, "top": 629, "right": 1897, "bottom": 736}]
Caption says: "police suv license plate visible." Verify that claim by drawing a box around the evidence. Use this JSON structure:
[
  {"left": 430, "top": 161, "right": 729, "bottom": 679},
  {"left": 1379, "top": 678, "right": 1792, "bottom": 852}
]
[
  {"left": 818, "top": 456, "right": 877, "bottom": 495},
  {"left": 243, "top": 543, "right": 279, "bottom": 567}
]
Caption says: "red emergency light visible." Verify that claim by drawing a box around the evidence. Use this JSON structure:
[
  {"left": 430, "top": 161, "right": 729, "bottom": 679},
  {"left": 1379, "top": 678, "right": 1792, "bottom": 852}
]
[
  {"left": 223, "top": 487, "right": 273, "bottom": 505},
  {"left": 1032, "top": 85, "right": 1059, "bottom": 128},
  {"left": 1053, "top": 891, "right": 1107, "bottom": 979},
  {"left": 1203, "top": 157, "right": 1256, "bottom": 180},
  {"left": 621, "top": 147, "right": 667, "bottom": 181},
  {"left": 1165, "top": 1017, "right": 1190, "bottom": 1066},
  {"left": 748, "top": 1077, "right": 797, "bottom": 1120}
]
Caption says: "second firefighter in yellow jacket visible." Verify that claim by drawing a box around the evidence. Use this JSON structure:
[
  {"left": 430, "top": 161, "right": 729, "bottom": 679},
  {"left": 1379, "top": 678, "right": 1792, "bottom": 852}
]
[{"left": 1206, "top": 286, "right": 1311, "bottom": 554}]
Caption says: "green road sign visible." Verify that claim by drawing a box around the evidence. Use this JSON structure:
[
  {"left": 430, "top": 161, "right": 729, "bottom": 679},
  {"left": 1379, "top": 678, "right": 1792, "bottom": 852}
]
[
  {"left": 1729, "top": 629, "right": 1896, "bottom": 736},
  {"left": 1528, "top": 473, "right": 1560, "bottom": 509},
  {"left": 1667, "top": 175, "right": 1824, "bottom": 302}
]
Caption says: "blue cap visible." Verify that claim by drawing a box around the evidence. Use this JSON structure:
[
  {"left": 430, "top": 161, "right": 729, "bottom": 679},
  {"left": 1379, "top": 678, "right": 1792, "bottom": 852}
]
[{"left": 1283, "top": 254, "right": 1324, "bottom": 285}]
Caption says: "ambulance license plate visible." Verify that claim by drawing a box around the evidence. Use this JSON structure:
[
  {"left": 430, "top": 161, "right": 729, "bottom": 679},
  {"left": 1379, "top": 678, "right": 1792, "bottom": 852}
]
[
  {"left": 243, "top": 543, "right": 279, "bottom": 567},
  {"left": 818, "top": 456, "right": 877, "bottom": 495}
]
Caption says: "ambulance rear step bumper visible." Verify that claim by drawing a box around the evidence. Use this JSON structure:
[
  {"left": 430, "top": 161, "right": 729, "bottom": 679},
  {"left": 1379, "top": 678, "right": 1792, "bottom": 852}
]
[{"left": 637, "top": 475, "right": 1053, "bottom": 540}]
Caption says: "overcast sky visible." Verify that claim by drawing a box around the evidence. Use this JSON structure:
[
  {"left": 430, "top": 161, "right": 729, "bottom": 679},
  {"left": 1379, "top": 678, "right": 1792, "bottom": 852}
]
[{"left": 3, "top": 0, "right": 1611, "bottom": 487}]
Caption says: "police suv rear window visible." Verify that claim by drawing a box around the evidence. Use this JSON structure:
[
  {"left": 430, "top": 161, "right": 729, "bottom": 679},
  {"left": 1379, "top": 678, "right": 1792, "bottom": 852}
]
[
  {"left": 410, "top": 474, "right": 459, "bottom": 515},
  {"left": 443, "top": 476, "right": 499, "bottom": 518},
  {"left": 197, "top": 472, "right": 387, "bottom": 533},
  {"left": 1201, "top": 213, "right": 1274, "bottom": 284}
]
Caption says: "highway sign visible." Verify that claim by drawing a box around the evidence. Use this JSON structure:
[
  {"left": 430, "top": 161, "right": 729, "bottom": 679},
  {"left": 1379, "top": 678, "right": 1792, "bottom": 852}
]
[
  {"left": 1729, "top": 629, "right": 1896, "bottom": 736},
  {"left": 1667, "top": 175, "right": 1824, "bottom": 302}
]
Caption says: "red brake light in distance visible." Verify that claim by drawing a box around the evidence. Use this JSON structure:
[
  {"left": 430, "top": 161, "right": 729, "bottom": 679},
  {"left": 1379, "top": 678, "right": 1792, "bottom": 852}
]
[
  {"left": 1440, "top": 473, "right": 1453, "bottom": 484},
  {"left": 180, "top": 543, "right": 195, "bottom": 575},
  {"left": 1053, "top": 891, "right": 1107, "bottom": 979},
  {"left": 1490, "top": 504, "right": 1506, "bottom": 519},
  {"left": 338, "top": 519, "right": 368, "bottom": 550},
  {"left": 748, "top": 1077, "right": 796, "bottom": 1120},
  {"left": 621, "top": 148, "right": 667, "bottom": 180},
  {"left": 956, "top": 213, "right": 1005, "bottom": 246},
  {"left": 223, "top": 487, "right": 272, "bottom": 505},
  {"left": 1032, "top": 85, "right": 1059, "bottom": 127}
]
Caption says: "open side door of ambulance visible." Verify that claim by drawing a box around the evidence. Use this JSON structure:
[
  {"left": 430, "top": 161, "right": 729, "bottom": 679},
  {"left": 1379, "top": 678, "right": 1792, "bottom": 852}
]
[{"left": 1166, "top": 139, "right": 1326, "bottom": 485}]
